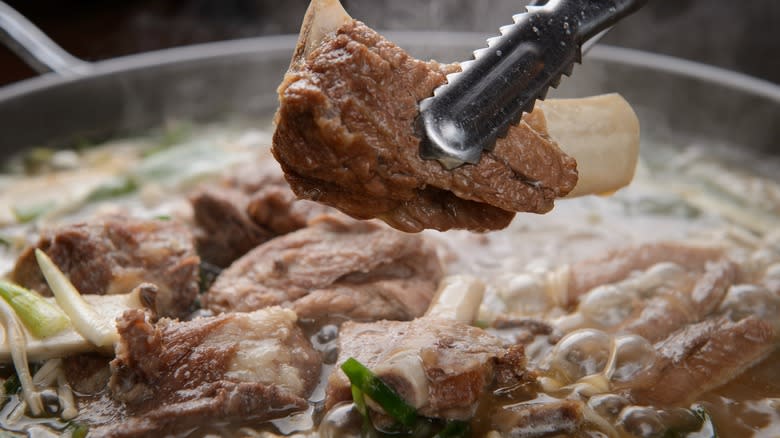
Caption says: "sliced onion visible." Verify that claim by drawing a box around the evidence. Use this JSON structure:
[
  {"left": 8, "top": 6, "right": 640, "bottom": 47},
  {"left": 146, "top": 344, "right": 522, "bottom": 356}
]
[{"left": 35, "top": 249, "right": 118, "bottom": 348}]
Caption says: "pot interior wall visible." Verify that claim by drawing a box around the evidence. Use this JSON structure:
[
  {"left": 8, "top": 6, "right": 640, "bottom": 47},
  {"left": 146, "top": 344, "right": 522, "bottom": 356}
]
[{"left": 0, "top": 34, "right": 777, "bottom": 159}]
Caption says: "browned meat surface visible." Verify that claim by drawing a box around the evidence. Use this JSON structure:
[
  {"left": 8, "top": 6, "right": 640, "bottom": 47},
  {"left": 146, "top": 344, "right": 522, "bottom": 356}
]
[
  {"left": 94, "top": 307, "right": 320, "bottom": 437},
  {"left": 326, "top": 317, "right": 533, "bottom": 420},
  {"left": 190, "top": 186, "right": 271, "bottom": 268},
  {"left": 204, "top": 215, "right": 442, "bottom": 322},
  {"left": 272, "top": 20, "right": 578, "bottom": 233},
  {"left": 567, "top": 242, "right": 725, "bottom": 305},
  {"left": 11, "top": 216, "right": 199, "bottom": 318},
  {"left": 191, "top": 161, "right": 333, "bottom": 267},
  {"left": 627, "top": 316, "right": 776, "bottom": 406}
]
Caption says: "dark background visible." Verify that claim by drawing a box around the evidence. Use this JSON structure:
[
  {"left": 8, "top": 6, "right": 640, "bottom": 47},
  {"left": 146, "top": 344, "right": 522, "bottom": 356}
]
[{"left": 1, "top": 0, "right": 778, "bottom": 86}]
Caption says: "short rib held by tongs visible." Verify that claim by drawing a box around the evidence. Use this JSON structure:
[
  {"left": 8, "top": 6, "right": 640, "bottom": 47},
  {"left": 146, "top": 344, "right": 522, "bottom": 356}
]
[{"left": 419, "top": 0, "right": 648, "bottom": 169}]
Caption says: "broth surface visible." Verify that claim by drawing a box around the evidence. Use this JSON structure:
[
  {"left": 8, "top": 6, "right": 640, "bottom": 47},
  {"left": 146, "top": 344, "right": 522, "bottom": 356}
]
[{"left": 0, "top": 121, "right": 778, "bottom": 437}]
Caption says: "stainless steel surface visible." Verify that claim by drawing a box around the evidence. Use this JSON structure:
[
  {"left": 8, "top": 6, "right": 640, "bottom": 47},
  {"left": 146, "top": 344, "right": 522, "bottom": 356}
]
[
  {"left": 0, "top": 32, "right": 777, "bottom": 160},
  {"left": 0, "top": 1, "right": 91, "bottom": 77},
  {"left": 419, "top": 0, "right": 648, "bottom": 168}
]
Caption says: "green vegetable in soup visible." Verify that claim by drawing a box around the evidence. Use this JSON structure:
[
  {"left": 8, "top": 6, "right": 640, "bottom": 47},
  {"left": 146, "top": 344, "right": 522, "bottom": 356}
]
[
  {"left": 85, "top": 176, "right": 138, "bottom": 202},
  {"left": 341, "top": 357, "right": 418, "bottom": 427},
  {"left": 0, "top": 281, "right": 70, "bottom": 339}
]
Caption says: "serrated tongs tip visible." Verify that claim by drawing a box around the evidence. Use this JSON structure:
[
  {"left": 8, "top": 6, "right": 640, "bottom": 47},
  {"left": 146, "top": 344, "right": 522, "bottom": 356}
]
[{"left": 419, "top": 0, "right": 648, "bottom": 169}]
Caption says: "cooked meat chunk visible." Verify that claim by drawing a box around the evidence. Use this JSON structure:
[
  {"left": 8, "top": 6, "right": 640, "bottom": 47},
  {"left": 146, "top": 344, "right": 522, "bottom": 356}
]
[
  {"left": 272, "top": 20, "right": 578, "bottom": 232},
  {"left": 627, "top": 316, "right": 776, "bottom": 406},
  {"left": 191, "top": 161, "right": 333, "bottom": 267},
  {"left": 326, "top": 317, "right": 533, "bottom": 420},
  {"left": 190, "top": 186, "right": 271, "bottom": 268},
  {"left": 11, "top": 216, "right": 199, "bottom": 318},
  {"left": 616, "top": 292, "right": 697, "bottom": 343},
  {"left": 204, "top": 215, "right": 442, "bottom": 322},
  {"left": 718, "top": 283, "right": 780, "bottom": 328},
  {"left": 567, "top": 242, "right": 725, "bottom": 306},
  {"left": 616, "top": 259, "right": 737, "bottom": 342},
  {"left": 98, "top": 307, "right": 320, "bottom": 437},
  {"left": 493, "top": 399, "right": 586, "bottom": 438},
  {"left": 689, "top": 259, "right": 737, "bottom": 316}
]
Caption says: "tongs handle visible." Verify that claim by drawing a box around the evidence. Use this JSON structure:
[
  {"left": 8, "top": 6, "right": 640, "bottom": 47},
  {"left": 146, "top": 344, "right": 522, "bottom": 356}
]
[
  {"left": 419, "top": 0, "right": 648, "bottom": 169},
  {"left": 0, "top": 1, "right": 91, "bottom": 77}
]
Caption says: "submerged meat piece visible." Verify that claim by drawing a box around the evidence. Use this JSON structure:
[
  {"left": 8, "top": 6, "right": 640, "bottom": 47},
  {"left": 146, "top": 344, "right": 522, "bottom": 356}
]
[
  {"left": 617, "top": 292, "right": 696, "bottom": 344},
  {"left": 617, "top": 259, "right": 737, "bottom": 342},
  {"left": 567, "top": 242, "right": 725, "bottom": 306},
  {"left": 204, "top": 215, "right": 442, "bottom": 322},
  {"left": 190, "top": 186, "right": 271, "bottom": 268},
  {"left": 326, "top": 317, "right": 533, "bottom": 420},
  {"left": 11, "top": 216, "right": 199, "bottom": 318},
  {"left": 627, "top": 316, "right": 776, "bottom": 406},
  {"left": 273, "top": 20, "right": 578, "bottom": 232},
  {"left": 63, "top": 354, "right": 112, "bottom": 396},
  {"left": 99, "top": 307, "right": 320, "bottom": 437},
  {"left": 689, "top": 259, "right": 737, "bottom": 316},
  {"left": 191, "top": 161, "right": 333, "bottom": 267},
  {"left": 493, "top": 398, "right": 587, "bottom": 437}
]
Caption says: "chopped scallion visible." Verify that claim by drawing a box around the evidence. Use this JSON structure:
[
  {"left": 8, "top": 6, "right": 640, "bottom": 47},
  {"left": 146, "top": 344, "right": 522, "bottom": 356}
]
[
  {"left": 0, "top": 281, "right": 70, "bottom": 339},
  {"left": 3, "top": 374, "right": 20, "bottom": 396},
  {"left": 1, "top": 374, "right": 21, "bottom": 409},
  {"left": 85, "top": 176, "right": 138, "bottom": 202},
  {"left": 35, "top": 249, "right": 118, "bottom": 347},
  {"left": 11, "top": 201, "right": 55, "bottom": 223},
  {"left": 340, "top": 357, "right": 417, "bottom": 428},
  {"left": 66, "top": 421, "right": 89, "bottom": 438}
]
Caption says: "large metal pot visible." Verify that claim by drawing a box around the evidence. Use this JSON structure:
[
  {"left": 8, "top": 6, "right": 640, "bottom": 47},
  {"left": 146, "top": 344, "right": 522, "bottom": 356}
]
[{"left": 0, "top": 2, "right": 778, "bottom": 162}]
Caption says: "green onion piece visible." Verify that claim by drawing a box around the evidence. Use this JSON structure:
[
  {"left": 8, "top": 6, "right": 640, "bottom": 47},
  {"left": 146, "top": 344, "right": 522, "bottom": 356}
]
[
  {"left": 350, "top": 384, "right": 380, "bottom": 438},
  {"left": 0, "top": 236, "right": 10, "bottom": 247},
  {"left": 67, "top": 422, "right": 89, "bottom": 438},
  {"left": 23, "top": 147, "right": 56, "bottom": 173},
  {"left": 473, "top": 320, "right": 490, "bottom": 329},
  {"left": 433, "top": 420, "right": 470, "bottom": 438},
  {"left": 340, "top": 357, "right": 417, "bottom": 427},
  {"left": 12, "top": 201, "right": 54, "bottom": 223},
  {"left": 3, "top": 374, "right": 20, "bottom": 396},
  {"left": 35, "top": 249, "right": 118, "bottom": 347},
  {"left": 0, "top": 374, "right": 20, "bottom": 410},
  {"left": 0, "top": 281, "right": 70, "bottom": 339},
  {"left": 351, "top": 384, "right": 368, "bottom": 417},
  {"left": 142, "top": 122, "right": 193, "bottom": 158},
  {"left": 85, "top": 176, "right": 138, "bottom": 202}
]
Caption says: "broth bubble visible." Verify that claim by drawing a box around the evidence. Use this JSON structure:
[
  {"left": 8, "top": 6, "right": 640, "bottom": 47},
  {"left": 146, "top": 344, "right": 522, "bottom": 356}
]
[{"left": 547, "top": 329, "right": 612, "bottom": 383}]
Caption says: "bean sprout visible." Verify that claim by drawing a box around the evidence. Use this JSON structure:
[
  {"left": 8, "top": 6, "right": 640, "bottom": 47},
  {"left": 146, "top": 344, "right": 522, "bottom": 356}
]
[
  {"left": 0, "top": 299, "right": 42, "bottom": 416},
  {"left": 57, "top": 372, "right": 78, "bottom": 420},
  {"left": 32, "top": 358, "right": 62, "bottom": 387}
]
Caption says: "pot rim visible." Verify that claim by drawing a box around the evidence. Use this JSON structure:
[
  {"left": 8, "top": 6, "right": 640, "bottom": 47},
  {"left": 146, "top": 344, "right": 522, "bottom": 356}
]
[{"left": 1, "top": 32, "right": 778, "bottom": 104}]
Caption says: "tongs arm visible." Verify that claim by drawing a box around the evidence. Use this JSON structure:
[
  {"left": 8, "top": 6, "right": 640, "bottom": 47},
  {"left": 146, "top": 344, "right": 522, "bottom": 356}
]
[{"left": 418, "top": 0, "right": 648, "bottom": 169}]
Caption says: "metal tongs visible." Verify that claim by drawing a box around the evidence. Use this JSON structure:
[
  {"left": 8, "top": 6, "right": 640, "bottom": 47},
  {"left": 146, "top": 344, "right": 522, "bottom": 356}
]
[{"left": 419, "top": 0, "right": 648, "bottom": 169}]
